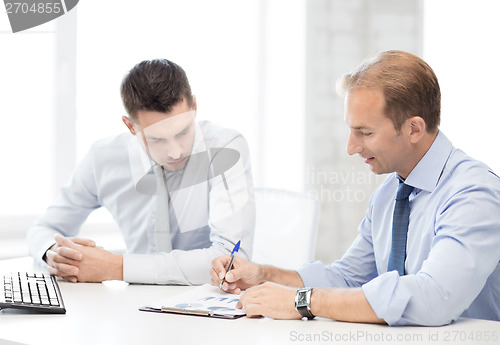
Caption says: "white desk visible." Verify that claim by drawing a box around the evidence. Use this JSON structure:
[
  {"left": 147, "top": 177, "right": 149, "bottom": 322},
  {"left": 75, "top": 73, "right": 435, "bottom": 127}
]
[{"left": 0, "top": 257, "right": 499, "bottom": 345}]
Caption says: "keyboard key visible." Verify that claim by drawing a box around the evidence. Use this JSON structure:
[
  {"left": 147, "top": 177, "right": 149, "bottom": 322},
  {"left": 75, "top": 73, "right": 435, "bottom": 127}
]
[
  {"left": 13, "top": 292, "right": 22, "bottom": 302},
  {"left": 22, "top": 292, "right": 31, "bottom": 303},
  {"left": 50, "top": 298, "right": 59, "bottom": 306}
]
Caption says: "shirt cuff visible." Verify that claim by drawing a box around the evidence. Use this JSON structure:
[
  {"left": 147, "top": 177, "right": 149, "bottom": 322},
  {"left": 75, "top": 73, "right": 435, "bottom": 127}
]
[
  {"left": 122, "top": 254, "right": 158, "bottom": 284},
  {"left": 38, "top": 240, "right": 57, "bottom": 265},
  {"left": 362, "top": 271, "right": 412, "bottom": 326}
]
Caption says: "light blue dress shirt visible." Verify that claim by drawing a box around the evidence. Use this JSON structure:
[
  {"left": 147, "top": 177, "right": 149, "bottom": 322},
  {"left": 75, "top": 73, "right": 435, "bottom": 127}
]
[
  {"left": 27, "top": 121, "right": 255, "bottom": 285},
  {"left": 298, "top": 131, "right": 500, "bottom": 326}
]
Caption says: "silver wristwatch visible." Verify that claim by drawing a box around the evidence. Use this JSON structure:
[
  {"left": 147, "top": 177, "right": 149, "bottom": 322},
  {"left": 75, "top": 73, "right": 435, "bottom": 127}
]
[{"left": 295, "top": 287, "right": 315, "bottom": 320}]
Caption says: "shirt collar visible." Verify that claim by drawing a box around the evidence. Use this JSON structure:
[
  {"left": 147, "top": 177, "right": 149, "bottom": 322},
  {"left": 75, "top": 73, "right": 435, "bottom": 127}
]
[{"left": 404, "top": 130, "right": 453, "bottom": 193}]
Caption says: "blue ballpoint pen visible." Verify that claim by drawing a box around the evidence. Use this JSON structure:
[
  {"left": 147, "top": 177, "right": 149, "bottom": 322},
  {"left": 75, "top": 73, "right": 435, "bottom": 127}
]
[{"left": 218, "top": 240, "right": 241, "bottom": 292}]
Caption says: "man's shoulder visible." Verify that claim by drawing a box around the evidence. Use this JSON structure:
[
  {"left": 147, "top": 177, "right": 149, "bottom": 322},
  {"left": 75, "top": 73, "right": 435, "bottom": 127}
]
[
  {"left": 84, "top": 132, "right": 133, "bottom": 167},
  {"left": 444, "top": 148, "right": 500, "bottom": 187},
  {"left": 427, "top": 147, "right": 500, "bottom": 210},
  {"left": 89, "top": 132, "right": 133, "bottom": 150}
]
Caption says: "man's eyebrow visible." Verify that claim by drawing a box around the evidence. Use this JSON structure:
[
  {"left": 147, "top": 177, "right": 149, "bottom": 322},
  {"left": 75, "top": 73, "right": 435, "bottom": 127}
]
[
  {"left": 176, "top": 124, "right": 191, "bottom": 135},
  {"left": 145, "top": 135, "right": 165, "bottom": 141},
  {"left": 351, "top": 126, "right": 372, "bottom": 131}
]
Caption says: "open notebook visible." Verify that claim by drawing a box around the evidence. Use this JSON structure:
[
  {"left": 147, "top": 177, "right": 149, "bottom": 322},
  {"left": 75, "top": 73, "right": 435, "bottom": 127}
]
[{"left": 140, "top": 284, "right": 246, "bottom": 319}]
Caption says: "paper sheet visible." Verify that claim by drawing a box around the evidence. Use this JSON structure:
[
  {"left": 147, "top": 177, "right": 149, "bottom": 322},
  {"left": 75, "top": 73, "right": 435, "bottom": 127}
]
[{"left": 141, "top": 284, "right": 246, "bottom": 318}]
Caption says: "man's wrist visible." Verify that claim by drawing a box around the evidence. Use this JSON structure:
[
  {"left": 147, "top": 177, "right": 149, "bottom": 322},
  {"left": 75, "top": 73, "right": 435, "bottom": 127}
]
[
  {"left": 259, "top": 265, "right": 304, "bottom": 287},
  {"left": 110, "top": 254, "right": 124, "bottom": 281},
  {"left": 260, "top": 265, "right": 277, "bottom": 284},
  {"left": 309, "top": 288, "right": 320, "bottom": 318}
]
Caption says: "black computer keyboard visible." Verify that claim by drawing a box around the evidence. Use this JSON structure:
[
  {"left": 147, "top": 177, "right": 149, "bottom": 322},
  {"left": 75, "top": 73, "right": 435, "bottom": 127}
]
[{"left": 0, "top": 272, "right": 66, "bottom": 314}]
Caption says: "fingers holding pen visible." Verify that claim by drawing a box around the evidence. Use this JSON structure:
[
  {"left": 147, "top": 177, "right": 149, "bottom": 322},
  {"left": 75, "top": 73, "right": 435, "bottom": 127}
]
[{"left": 210, "top": 255, "right": 264, "bottom": 293}]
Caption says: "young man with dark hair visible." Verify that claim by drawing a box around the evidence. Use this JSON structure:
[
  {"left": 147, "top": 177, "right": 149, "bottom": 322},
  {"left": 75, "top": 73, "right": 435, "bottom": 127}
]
[
  {"left": 28, "top": 59, "right": 255, "bottom": 285},
  {"left": 211, "top": 50, "right": 500, "bottom": 326}
]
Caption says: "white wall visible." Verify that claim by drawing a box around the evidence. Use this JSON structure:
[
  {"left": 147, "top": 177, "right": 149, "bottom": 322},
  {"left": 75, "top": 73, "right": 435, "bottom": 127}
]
[{"left": 424, "top": 0, "right": 500, "bottom": 174}]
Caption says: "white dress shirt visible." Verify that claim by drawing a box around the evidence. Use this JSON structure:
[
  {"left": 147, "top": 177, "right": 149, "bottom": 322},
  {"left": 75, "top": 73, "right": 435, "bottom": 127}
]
[{"left": 27, "top": 121, "right": 255, "bottom": 285}]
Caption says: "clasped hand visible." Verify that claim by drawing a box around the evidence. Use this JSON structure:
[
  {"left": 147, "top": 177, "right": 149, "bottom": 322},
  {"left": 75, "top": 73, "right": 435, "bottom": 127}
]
[{"left": 45, "top": 234, "right": 123, "bottom": 283}]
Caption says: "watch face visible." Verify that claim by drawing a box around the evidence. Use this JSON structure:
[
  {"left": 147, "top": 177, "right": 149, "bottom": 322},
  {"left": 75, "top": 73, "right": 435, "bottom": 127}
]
[
  {"left": 296, "top": 291, "right": 307, "bottom": 307},
  {"left": 297, "top": 292, "right": 307, "bottom": 306}
]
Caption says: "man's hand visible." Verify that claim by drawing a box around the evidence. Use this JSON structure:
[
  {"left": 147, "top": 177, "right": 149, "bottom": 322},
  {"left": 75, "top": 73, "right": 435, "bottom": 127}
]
[
  {"left": 237, "top": 282, "right": 302, "bottom": 319},
  {"left": 46, "top": 234, "right": 123, "bottom": 283},
  {"left": 210, "top": 255, "right": 264, "bottom": 294},
  {"left": 45, "top": 234, "right": 96, "bottom": 282}
]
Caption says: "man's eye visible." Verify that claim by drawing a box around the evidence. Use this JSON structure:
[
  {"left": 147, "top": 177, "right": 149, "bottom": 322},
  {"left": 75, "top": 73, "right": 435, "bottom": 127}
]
[{"left": 362, "top": 132, "right": 373, "bottom": 136}]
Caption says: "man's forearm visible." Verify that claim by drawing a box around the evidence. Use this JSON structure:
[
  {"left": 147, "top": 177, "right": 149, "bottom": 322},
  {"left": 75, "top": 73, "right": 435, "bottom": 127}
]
[
  {"left": 260, "top": 265, "right": 304, "bottom": 287},
  {"left": 310, "top": 287, "right": 385, "bottom": 323}
]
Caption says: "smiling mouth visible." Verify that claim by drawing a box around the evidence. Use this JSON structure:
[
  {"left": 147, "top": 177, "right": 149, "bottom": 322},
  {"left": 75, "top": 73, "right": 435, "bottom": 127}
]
[{"left": 363, "top": 157, "right": 375, "bottom": 164}]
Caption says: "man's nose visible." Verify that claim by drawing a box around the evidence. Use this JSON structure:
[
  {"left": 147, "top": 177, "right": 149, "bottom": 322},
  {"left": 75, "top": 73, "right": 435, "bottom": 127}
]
[
  {"left": 346, "top": 132, "right": 362, "bottom": 156},
  {"left": 167, "top": 141, "right": 183, "bottom": 160}
]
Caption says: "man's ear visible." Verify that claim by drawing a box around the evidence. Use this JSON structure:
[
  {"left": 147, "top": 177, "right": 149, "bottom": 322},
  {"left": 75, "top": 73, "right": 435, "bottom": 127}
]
[
  {"left": 192, "top": 95, "right": 197, "bottom": 116},
  {"left": 407, "top": 116, "right": 426, "bottom": 144},
  {"left": 122, "top": 116, "right": 136, "bottom": 135}
]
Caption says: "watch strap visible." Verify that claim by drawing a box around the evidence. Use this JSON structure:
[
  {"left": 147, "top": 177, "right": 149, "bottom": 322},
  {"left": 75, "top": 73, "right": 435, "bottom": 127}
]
[{"left": 297, "top": 305, "right": 315, "bottom": 320}]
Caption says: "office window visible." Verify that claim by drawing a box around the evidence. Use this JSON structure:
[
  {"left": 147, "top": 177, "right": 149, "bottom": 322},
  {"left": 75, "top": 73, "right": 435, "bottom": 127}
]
[
  {"left": 424, "top": 0, "right": 500, "bottom": 173},
  {"left": 0, "top": 21, "right": 56, "bottom": 217},
  {"left": 0, "top": 15, "right": 58, "bottom": 257}
]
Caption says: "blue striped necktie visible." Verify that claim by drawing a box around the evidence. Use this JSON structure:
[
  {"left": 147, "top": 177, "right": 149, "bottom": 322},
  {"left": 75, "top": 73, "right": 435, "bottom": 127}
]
[{"left": 388, "top": 180, "right": 414, "bottom": 276}]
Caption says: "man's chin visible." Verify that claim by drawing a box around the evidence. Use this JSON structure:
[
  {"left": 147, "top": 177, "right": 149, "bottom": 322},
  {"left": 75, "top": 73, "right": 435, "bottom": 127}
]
[
  {"left": 369, "top": 165, "right": 392, "bottom": 176},
  {"left": 162, "top": 158, "right": 189, "bottom": 171},
  {"left": 163, "top": 163, "right": 187, "bottom": 172},
  {"left": 367, "top": 163, "right": 384, "bottom": 175}
]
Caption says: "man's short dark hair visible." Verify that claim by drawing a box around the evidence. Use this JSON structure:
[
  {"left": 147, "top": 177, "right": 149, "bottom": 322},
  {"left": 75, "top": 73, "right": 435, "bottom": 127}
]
[
  {"left": 120, "top": 59, "right": 193, "bottom": 119},
  {"left": 338, "top": 50, "right": 441, "bottom": 133}
]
